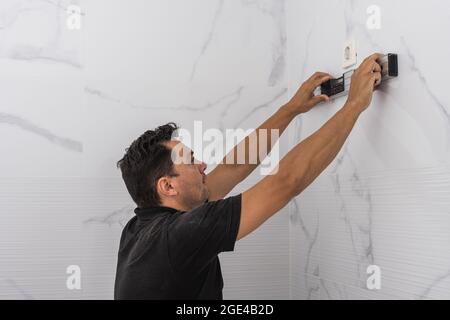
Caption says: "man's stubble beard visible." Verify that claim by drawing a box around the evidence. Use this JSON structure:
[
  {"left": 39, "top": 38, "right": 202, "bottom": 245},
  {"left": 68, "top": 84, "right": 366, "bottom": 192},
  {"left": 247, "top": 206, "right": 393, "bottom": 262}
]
[{"left": 182, "top": 185, "right": 210, "bottom": 210}]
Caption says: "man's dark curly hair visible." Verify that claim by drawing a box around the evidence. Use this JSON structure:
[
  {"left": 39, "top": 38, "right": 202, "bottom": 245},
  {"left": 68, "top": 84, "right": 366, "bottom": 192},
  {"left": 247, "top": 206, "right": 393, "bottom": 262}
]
[{"left": 117, "top": 123, "right": 179, "bottom": 208}]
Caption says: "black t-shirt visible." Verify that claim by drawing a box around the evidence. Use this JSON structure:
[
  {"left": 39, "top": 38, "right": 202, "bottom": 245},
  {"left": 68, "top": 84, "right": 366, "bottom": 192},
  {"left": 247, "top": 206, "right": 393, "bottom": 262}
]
[{"left": 114, "top": 194, "right": 242, "bottom": 300}]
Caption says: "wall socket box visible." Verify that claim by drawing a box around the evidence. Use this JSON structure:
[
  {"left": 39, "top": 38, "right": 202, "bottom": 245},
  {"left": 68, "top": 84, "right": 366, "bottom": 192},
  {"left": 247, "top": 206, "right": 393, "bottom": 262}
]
[{"left": 342, "top": 39, "right": 357, "bottom": 69}]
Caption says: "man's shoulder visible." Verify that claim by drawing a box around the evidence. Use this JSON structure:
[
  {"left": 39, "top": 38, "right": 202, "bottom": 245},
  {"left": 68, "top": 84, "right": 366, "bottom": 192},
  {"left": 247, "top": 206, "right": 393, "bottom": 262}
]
[
  {"left": 118, "top": 213, "right": 175, "bottom": 254},
  {"left": 121, "top": 212, "right": 171, "bottom": 238}
]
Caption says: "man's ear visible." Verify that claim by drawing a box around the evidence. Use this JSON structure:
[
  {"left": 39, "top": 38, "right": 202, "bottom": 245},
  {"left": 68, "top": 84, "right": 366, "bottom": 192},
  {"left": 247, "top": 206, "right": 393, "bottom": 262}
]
[{"left": 156, "top": 176, "right": 177, "bottom": 197}]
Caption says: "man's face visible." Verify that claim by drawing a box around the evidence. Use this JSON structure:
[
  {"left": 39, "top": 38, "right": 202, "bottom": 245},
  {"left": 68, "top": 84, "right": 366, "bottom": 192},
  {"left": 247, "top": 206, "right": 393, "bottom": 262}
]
[{"left": 165, "top": 140, "right": 209, "bottom": 209}]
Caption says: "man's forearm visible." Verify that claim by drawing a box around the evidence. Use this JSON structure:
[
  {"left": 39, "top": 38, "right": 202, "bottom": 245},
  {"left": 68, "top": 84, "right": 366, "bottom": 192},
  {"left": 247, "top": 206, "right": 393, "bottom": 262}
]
[
  {"left": 205, "top": 103, "right": 297, "bottom": 201},
  {"left": 279, "top": 102, "right": 361, "bottom": 196},
  {"left": 224, "top": 102, "right": 297, "bottom": 173}
]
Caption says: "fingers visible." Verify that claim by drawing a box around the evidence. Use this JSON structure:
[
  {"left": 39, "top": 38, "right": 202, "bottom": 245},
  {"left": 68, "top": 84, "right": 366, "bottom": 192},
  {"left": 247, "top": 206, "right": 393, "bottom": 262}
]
[
  {"left": 372, "top": 72, "right": 382, "bottom": 86},
  {"left": 360, "top": 53, "right": 383, "bottom": 73},
  {"left": 364, "top": 52, "right": 384, "bottom": 63},
  {"left": 312, "top": 94, "right": 330, "bottom": 104},
  {"left": 313, "top": 74, "right": 332, "bottom": 88},
  {"left": 304, "top": 94, "right": 330, "bottom": 109},
  {"left": 309, "top": 71, "right": 330, "bottom": 79},
  {"left": 372, "top": 62, "right": 382, "bottom": 73},
  {"left": 307, "top": 72, "right": 332, "bottom": 89}
]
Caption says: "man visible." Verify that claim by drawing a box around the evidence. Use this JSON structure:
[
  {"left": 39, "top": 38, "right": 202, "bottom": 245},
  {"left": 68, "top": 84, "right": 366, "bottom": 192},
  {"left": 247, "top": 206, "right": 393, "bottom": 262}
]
[{"left": 114, "top": 53, "right": 383, "bottom": 299}]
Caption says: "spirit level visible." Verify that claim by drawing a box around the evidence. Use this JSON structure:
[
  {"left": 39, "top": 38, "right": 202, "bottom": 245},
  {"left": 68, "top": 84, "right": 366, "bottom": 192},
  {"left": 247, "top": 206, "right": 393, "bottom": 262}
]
[{"left": 315, "top": 53, "right": 398, "bottom": 100}]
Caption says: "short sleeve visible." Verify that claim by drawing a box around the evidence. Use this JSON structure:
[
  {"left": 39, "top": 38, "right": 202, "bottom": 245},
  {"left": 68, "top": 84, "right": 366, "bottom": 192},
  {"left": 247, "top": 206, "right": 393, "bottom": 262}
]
[{"left": 167, "top": 194, "right": 241, "bottom": 271}]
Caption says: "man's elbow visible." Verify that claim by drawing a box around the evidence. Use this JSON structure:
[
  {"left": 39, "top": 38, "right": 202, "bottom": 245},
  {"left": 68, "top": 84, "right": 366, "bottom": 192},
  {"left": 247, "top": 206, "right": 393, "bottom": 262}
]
[{"left": 283, "top": 163, "right": 312, "bottom": 198}]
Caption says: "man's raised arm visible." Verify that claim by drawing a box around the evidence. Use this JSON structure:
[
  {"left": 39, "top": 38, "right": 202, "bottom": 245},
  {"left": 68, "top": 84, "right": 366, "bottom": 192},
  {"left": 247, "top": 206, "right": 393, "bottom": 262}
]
[
  {"left": 206, "top": 72, "right": 331, "bottom": 201},
  {"left": 237, "top": 53, "right": 383, "bottom": 240}
]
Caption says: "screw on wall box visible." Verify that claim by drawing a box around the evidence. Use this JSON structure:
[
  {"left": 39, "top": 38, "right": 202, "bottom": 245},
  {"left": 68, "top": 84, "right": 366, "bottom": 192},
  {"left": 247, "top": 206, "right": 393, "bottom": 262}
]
[{"left": 314, "top": 53, "right": 398, "bottom": 100}]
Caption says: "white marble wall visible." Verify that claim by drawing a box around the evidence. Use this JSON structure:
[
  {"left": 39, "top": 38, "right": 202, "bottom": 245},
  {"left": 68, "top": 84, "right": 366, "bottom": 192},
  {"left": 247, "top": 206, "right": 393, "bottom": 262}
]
[
  {"left": 0, "top": 0, "right": 290, "bottom": 299},
  {"left": 287, "top": 0, "right": 450, "bottom": 299},
  {"left": 2, "top": 0, "right": 448, "bottom": 301}
]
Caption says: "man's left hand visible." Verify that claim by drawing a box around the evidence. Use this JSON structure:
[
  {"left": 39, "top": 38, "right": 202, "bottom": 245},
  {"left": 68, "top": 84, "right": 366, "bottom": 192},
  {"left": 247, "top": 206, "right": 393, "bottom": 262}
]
[{"left": 286, "top": 72, "right": 332, "bottom": 115}]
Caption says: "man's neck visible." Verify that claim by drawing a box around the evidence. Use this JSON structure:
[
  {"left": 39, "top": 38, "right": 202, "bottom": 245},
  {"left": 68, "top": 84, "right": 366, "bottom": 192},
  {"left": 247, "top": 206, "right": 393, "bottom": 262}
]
[{"left": 160, "top": 200, "right": 191, "bottom": 212}]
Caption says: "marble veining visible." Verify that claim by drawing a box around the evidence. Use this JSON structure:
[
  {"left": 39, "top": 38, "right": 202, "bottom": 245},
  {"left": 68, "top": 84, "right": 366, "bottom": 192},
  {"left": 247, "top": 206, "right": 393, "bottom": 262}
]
[
  {"left": 400, "top": 37, "right": 450, "bottom": 146},
  {"left": 1, "top": 0, "right": 449, "bottom": 300},
  {"left": 233, "top": 88, "right": 287, "bottom": 127},
  {"left": 0, "top": 112, "right": 83, "bottom": 152},
  {"left": 287, "top": 0, "right": 450, "bottom": 299},
  {"left": 0, "top": 0, "right": 290, "bottom": 299},
  {"left": 241, "top": 0, "right": 287, "bottom": 86},
  {"left": 83, "top": 206, "right": 134, "bottom": 228},
  {"left": 3, "top": 279, "right": 34, "bottom": 300},
  {"left": 190, "top": 0, "right": 225, "bottom": 81},
  {"left": 0, "top": 0, "right": 82, "bottom": 67}
]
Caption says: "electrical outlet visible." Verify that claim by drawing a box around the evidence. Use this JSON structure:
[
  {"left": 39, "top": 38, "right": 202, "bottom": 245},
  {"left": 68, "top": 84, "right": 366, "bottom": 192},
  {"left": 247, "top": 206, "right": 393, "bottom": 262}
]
[{"left": 342, "top": 39, "right": 357, "bottom": 69}]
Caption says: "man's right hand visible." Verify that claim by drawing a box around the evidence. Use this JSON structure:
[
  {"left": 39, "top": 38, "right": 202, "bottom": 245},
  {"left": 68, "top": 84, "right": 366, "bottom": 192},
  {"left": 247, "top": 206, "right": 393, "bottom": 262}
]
[{"left": 346, "top": 53, "right": 383, "bottom": 113}]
